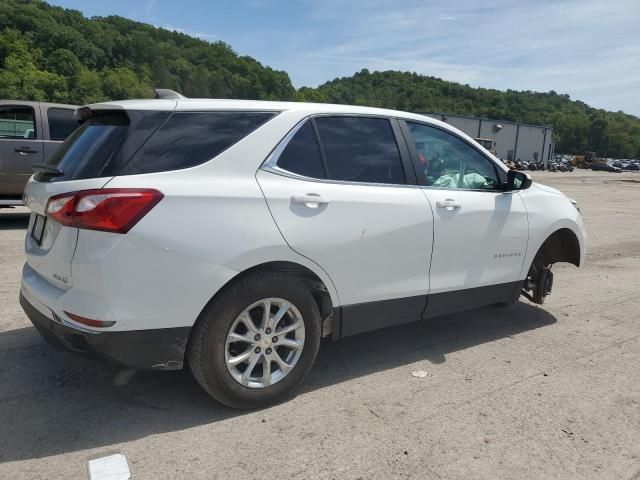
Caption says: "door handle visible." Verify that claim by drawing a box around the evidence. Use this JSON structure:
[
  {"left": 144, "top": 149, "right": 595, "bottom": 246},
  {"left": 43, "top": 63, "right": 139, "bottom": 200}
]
[
  {"left": 15, "top": 147, "right": 39, "bottom": 155},
  {"left": 436, "top": 198, "right": 461, "bottom": 211},
  {"left": 291, "top": 193, "right": 329, "bottom": 208}
]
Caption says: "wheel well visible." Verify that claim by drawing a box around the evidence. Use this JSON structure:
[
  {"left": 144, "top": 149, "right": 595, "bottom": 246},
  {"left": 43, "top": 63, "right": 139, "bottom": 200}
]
[
  {"left": 194, "top": 261, "right": 335, "bottom": 339},
  {"left": 535, "top": 228, "right": 580, "bottom": 267}
]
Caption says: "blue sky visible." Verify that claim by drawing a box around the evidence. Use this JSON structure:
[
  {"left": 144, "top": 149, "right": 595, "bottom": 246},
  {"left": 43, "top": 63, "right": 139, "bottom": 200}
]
[{"left": 50, "top": 0, "right": 640, "bottom": 116}]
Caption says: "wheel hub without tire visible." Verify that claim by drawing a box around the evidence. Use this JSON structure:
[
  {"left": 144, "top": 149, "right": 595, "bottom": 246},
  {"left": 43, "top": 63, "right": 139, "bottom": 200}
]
[{"left": 225, "top": 298, "right": 305, "bottom": 388}]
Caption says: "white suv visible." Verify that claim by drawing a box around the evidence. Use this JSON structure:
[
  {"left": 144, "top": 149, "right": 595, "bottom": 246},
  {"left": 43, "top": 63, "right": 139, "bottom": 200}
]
[{"left": 20, "top": 98, "right": 586, "bottom": 408}]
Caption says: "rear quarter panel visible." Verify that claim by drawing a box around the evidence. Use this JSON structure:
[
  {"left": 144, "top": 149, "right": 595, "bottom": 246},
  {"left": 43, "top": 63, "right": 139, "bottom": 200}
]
[{"left": 103, "top": 110, "right": 340, "bottom": 314}]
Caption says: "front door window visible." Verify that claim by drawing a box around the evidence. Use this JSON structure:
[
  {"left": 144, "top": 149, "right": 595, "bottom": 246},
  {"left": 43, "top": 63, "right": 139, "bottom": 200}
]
[{"left": 406, "top": 121, "right": 500, "bottom": 190}]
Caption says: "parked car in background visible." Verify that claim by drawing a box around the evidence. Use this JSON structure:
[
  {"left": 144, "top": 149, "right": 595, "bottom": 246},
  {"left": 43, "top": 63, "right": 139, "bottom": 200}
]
[
  {"left": 20, "top": 96, "right": 586, "bottom": 409},
  {"left": 0, "top": 100, "right": 78, "bottom": 206},
  {"left": 590, "top": 162, "right": 621, "bottom": 172},
  {"left": 627, "top": 162, "right": 639, "bottom": 171},
  {"left": 612, "top": 161, "right": 628, "bottom": 169}
]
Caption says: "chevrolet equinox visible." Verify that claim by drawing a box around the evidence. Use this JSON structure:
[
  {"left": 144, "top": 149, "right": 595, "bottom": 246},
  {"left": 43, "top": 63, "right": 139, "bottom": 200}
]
[{"left": 20, "top": 97, "right": 586, "bottom": 408}]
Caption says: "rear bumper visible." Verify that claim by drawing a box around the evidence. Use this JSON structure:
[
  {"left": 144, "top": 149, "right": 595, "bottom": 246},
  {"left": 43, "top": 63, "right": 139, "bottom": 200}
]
[
  {"left": 0, "top": 198, "right": 24, "bottom": 207},
  {"left": 20, "top": 292, "right": 190, "bottom": 370}
]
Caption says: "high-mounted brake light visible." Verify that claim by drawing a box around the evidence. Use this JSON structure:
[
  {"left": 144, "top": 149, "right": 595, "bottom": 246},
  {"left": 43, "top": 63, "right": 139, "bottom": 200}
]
[{"left": 45, "top": 188, "right": 163, "bottom": 233}]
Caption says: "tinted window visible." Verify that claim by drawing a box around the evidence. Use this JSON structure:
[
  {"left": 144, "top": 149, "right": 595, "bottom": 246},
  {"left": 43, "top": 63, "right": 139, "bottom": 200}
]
[
  {"left": 37, "top": 110, "right": 274, "bottom": 182},
  {"left": 276, "top": 121, "right": 325, "bottom": 178},
  {"left": 314, "top": 117, "right": 405, "bottom": 184},
  {"left": 47, "top": 108, "right": 78, "bottom": 141},
  {"left": 0, "top": 106, "right": 36, "bottom": 139},
  {"left": 406, "top": 122, "right": 499, "bottom": 190},
  {"left": 122, "top": 111, "right": 274, "bottom": 175},
  {"left": 39, "top": 110, "right": 170, "bottom": 182}
]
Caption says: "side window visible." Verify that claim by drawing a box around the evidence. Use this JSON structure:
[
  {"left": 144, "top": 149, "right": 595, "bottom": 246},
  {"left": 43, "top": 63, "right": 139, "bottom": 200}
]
[
  {"left": 121, "top": 111, "right": 274, "bottom": 175},
  {"left": 406, "top": 122, "right": 499, "bottom": 190},
  {"left": 276, "top": 121, "right": 326, "bottom": 179},
  {"left": 0, "top": 106, "right": 37, "bottom": 139},
  {"left": 48, "top": 108, "right": 78, "bottom": 141},
  {"left": 314, "top": 116, "right": 405, "bottom": 185}
]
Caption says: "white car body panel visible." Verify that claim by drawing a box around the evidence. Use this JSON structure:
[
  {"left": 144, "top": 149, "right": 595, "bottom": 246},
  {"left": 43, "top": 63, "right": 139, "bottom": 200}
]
[
  {"left": 18, "top": 97, "right": 586, "bottom": 371},
  {"left": 423, "top": 188, "right": 529, "bottom": 294},
  {"left": 519, "top": 183, "right": 587, "bottom": 274},
  {"left": 68, "top": 233, "right": 238, "bottom": 331},
  {"left": 102, "top": 110, "right": 341, "bottom": 307},
  {"left": 24, "top": 176, "right": 112, "bottom": 291},
  {"left": 256, "top": 169, "right": 433, "bottom": 306}
]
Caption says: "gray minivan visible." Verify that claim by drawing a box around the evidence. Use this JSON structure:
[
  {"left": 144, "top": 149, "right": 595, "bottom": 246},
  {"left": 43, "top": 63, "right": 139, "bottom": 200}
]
[{"left": 0, "top": 100, "right": 78, "bottom": 206}]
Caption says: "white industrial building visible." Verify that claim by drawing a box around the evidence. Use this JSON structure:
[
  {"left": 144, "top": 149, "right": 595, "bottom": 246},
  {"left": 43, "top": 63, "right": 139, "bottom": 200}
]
[{"left": 420, "top": 112, "right": 555, "bottom": 164}]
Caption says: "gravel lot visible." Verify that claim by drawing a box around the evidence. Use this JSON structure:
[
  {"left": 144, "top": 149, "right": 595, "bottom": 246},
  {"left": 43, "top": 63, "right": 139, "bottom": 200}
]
[{"left": 1, "top": 170, "right": 639, "bottom": 479}]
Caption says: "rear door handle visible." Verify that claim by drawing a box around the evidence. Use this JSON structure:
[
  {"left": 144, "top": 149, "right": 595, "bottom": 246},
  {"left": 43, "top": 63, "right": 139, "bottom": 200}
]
[
  {"left": 15, "top": 147, "right": 39, "bottom": 155},
  {"left": 291, "top": 193, "right": 329, "bottom": 208},
  {"left": 436, "top": 198, "right": 462, "bottom": 211}
]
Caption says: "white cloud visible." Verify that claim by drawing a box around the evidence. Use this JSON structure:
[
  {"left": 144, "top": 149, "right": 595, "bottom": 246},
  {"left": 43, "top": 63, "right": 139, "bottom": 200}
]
[
  {"left": 259, "top": 0, "right": 640, "bottom": 115},
  {"left": 160, "top": 24, "right": 218, "bottom": 42},
  {"left": 145, "top": 0, "right": 158, "bottom": 17}
]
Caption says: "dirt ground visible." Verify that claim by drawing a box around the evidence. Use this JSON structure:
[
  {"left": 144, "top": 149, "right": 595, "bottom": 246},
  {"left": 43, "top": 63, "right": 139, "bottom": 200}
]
[{"left": 0, "top": 169, "right": 639, "bottom": 479}]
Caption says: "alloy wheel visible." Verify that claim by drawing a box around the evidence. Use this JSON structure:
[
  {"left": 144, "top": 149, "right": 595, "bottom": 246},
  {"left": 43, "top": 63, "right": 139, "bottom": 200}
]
[{"left": 224, "top": 298, "right": 305, "bottom": 388}]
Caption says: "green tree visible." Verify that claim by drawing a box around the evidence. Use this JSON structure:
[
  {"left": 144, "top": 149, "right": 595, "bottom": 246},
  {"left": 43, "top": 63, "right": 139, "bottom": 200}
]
[
  {"left": 46, "top": 48, "right": 82, "bottom": 77},
  {"left": 72, "top": 69, "right": 105, "bottom": 104},
  {"left": 0, "top": 0, "right": 638, "bottom": 157},
  {"left": 589, "top": 112, "right": 609, "bottom": 155},
  {"left": 102, "top": 67, "right": 153, "bottom": 100},
  {"left": 296, "top": 87, "right": 327, "bottom": 103}
]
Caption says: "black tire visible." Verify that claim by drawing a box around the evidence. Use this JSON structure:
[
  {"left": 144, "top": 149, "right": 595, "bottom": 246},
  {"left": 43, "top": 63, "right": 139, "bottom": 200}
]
[{"left": 187, "top": 271, "right": 321, "bottom": 409}]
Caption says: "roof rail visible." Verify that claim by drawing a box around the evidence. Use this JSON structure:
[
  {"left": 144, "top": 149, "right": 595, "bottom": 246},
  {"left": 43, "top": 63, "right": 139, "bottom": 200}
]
[{"left": 154, "top": 88, "right": 187, "bottom": 100}]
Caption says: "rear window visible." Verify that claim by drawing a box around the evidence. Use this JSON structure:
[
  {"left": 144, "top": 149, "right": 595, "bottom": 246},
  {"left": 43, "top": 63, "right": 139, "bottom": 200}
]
[
  {"left": 120, "top": 111, "right": 274, "bottom": 175},
  {"left": 38, "top": 110, "right": 275, "bottom": 182},
  {"left": 47, "top": 108, "right": 78, "bottom": 141}
]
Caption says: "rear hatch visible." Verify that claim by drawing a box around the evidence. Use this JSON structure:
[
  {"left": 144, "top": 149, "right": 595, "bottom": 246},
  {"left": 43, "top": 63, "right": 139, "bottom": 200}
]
[{"left": 24, "top": 108, "right": 172, "bottom": 290}]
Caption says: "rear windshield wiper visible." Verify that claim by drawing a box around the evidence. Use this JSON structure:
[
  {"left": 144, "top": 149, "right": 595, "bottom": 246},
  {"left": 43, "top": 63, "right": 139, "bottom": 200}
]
[{"left": 32, "top": 163, "right": 63, "bottom": 177}]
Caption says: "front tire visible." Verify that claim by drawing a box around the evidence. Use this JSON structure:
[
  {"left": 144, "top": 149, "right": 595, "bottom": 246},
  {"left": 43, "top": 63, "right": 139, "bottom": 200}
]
[{"left": 188, "top": 271, "right": 321, "bottom": 409}]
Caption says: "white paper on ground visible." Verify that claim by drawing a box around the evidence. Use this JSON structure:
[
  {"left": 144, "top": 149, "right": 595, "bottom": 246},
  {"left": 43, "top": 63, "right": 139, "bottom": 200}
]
[{"left": 88, "top": 453, "right": 131, "bottom": 480}]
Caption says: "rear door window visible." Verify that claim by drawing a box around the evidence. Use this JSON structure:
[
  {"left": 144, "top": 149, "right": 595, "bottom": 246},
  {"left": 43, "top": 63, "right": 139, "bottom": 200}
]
[
  {"left": 0, "top": 106, "right": 37, "bottom": 139},
  {"left": 47, "top": 108, "right": 78, "bottom": 141},
  {"left": 313, "top": 116, "right": 405, "bottom": 185},
  {"left": 121, "top": 111, "right": 275, "bottom": 175},
  {"left": 275, "top": 121, "right": 326, "bottom": 179}
]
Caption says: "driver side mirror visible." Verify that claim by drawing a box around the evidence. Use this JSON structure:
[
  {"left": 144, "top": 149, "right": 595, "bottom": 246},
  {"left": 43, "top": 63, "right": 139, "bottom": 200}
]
[{"left": 504, "top": 170, "right": 532, "bottom": 191}]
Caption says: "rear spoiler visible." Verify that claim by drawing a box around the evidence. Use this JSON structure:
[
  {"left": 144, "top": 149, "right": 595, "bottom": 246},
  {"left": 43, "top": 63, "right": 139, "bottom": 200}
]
[
  {"left": 154, "top": 88, "right": 186, "bottom": 100},
  {"left": 75, "top": 88, "right": 186, "bottom": 123},
  {"left": 74, "top": 107, "right": 130, "bottom": 125}
]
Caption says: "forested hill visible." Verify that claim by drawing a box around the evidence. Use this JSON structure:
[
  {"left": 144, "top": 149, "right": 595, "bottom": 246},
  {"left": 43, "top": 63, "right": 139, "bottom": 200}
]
[
  {"left": 0, "top": 0, "right": 296, "bottom": 103},
  {"left": 1, "top": 1, "right": 638, "bottom": 157},
  {"left": 298, "top": 70, "right": 640, "bottom": 158}
]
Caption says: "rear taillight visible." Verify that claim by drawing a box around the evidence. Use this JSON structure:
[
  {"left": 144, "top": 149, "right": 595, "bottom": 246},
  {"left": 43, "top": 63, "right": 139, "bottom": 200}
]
[
  {"left": 45, "top": 189, "right": 163, "bottom": 233},
  {"left": 45, "top": 193, "right": 76, "bottom": 227}
]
